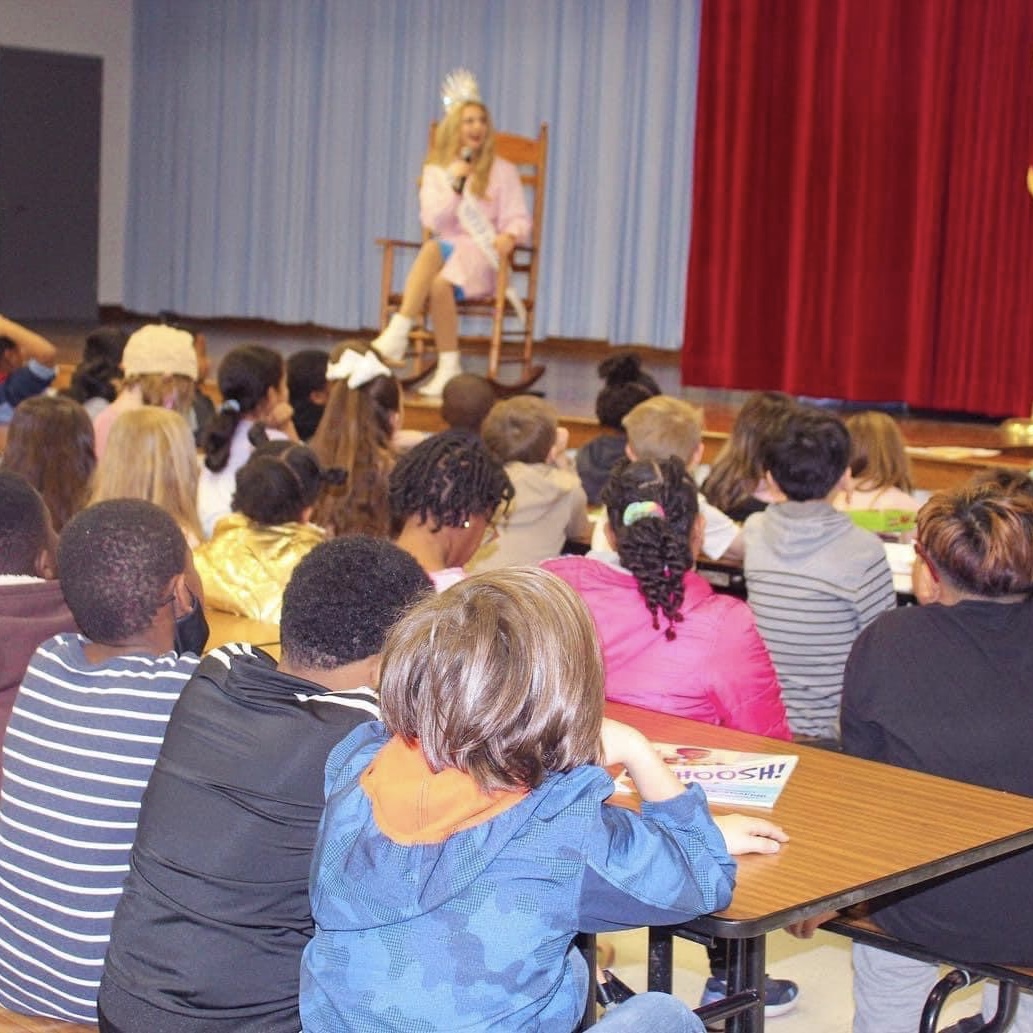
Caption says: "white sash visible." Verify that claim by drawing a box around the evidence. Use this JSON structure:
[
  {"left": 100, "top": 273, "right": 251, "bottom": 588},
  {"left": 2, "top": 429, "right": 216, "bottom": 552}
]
[{"left": 457, "top": 191, "right": 527, "bottom": 327}]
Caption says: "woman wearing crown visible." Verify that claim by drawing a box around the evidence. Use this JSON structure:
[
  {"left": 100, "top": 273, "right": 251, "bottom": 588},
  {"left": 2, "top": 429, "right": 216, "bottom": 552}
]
[{"left": 371, "top": 70, "right": 532, "bottom": 398}]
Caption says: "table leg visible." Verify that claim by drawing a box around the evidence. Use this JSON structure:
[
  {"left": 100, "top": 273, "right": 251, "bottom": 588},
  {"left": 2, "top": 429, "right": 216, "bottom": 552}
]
[
  {"left": 647, "top": 927, "right": 674, "bottom": 994},
  {"left": 725, "top": 935, "right": 766, "bottom": 1033}
]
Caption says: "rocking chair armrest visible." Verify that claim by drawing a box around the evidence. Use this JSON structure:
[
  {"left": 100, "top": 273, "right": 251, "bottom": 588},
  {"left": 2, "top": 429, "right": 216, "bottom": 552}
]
[{"left": 375, "top": 238, "right": 425, "bottom": 251}]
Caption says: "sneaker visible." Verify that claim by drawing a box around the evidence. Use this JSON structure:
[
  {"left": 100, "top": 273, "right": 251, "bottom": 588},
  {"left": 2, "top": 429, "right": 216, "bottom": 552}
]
[{"left": 700, "top": 975, "right": 799, "bottom": 1018}]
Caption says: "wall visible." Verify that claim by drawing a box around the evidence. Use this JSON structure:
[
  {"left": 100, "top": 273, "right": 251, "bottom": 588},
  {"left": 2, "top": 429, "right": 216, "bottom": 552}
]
[{"left": 0, "top": 0, "right": 132, "bottom": 307}]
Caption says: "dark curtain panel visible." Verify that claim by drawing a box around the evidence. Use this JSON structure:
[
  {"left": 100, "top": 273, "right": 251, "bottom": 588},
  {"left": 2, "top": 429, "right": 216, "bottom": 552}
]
[{"left": 682, "top": 0, "right": 1033, "bottom": 416}]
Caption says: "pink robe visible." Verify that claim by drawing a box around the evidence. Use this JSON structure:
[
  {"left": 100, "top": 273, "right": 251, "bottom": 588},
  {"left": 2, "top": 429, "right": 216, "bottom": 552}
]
[{"left": 419, "top": 158, "right": 532, "bottom": 300}]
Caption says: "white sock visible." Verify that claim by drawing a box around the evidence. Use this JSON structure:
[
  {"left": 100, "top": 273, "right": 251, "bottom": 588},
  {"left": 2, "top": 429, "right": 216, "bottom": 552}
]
[
  {"left": 371, "top": 313, "right": 413, "bottom": 362},
  {"left": 418, "top": 351, "right": 463, "bottom": 397}
]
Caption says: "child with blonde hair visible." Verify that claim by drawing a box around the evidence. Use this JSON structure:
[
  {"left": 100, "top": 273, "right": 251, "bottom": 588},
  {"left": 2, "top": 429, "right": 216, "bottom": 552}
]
[
  {"left": 300, "top": 567, "right": 786, "bottom": 1033},
  {"left": 92, "top": 407, "right": 203, "bottom": 546}
]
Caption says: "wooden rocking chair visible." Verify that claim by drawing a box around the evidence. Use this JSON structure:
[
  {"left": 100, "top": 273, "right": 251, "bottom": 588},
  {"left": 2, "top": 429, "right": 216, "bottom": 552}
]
[{"left": 375, "top": 123, "right": 548, "bottom": 393}]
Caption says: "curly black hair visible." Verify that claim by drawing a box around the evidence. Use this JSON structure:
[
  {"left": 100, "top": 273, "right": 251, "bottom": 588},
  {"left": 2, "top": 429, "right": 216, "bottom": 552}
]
[
  {"left": 57, "top": 499, "right": 186, "bottom": 644},
  {"left": 388, "top": 430, "right": 514, "bottom": 535},
  {"left": 594, "top": 352, "right": 661, "bottom": 430},
  {"left": 232, "top": 442, "right": 343, "bottom": 526},
  {"left": 0, "top": 471, "right": 51, "bottom": 576},
  {"left": 602, "top": 457, "right": 699, "bottom": 641},
  {"left": 280, "top": 535, "right": 432, "bottom": 669}
]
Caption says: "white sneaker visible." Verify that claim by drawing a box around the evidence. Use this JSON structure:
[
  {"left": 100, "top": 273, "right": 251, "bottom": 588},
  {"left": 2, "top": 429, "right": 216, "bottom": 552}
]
[
  {"left": 418, "top": 352, "right": 463, "bottom": 398},
  {"left": 371, "top": 314, "right": 412, "bottom": 364}
]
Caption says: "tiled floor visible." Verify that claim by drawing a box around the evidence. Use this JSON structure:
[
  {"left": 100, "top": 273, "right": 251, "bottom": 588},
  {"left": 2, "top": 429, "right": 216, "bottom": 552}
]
[{"left": 603, "top": 925, "right": 985, "bottom": 1032}]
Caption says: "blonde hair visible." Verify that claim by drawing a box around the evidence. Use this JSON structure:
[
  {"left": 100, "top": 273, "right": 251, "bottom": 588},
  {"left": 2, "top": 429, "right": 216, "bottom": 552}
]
[
  {"left": 846, "top": 411, "right": 913, "bottom": 494},
  {"left": 482, "top": 395, "right": 558, "bottom": 464},
  {"left": 310, "top": 340, "right": 400, "bottom": 537},
  {"left": 917, "top": 484, "right": 1033, "bottom": 597},
  {"left": 92, "top": 408, "right": 203, "bottom": 545},
  {"left": 623, "top": 396, "right": 704, "bottom": 465},
  {"left": 127, "top": 372, "right": 196, "bottom": 419},
  {"left": 428, "top": 101, "right": 495, "bottom": 198},
  {"left": 378, "top": 568, "right": 605, "bottom": 793}
]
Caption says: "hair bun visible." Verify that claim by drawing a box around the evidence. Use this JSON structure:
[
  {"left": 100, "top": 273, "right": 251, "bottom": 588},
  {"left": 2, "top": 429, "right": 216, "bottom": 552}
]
[
  {"left": 598, "top": 353, "right": 644, "bottom": 386},
  {"left": 247, "top": 421, "right": 270, "bottom": 447}
]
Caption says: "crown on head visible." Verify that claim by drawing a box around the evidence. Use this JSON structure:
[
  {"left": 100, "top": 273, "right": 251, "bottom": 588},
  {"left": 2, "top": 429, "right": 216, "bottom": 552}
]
[{"left": 441, "top": 68, "right": 482, "bottom": 111}]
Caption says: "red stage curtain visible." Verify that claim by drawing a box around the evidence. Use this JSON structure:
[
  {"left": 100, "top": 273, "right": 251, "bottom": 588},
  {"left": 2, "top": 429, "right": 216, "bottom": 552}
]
[{"left": 683, "top": 0, "right": 1033, "bottom": 416}]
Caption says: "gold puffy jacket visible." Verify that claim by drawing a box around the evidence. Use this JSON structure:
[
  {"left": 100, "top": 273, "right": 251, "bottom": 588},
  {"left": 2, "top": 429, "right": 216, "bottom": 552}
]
[{"left": 193, "top": 514, "right": 326, "bottom": 624}]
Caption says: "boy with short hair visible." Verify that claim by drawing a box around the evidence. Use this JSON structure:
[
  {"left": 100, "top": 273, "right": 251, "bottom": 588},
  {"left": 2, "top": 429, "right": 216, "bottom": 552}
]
[
  {"left": 619, "top": 394, "right": 741, "bottom": 560},
  {"left": 471, "top": 395, "right": 591, "bottom": 569},
  {"left": 300, "top": 568, "right": 787, "bottom": 1032},
  {"left": 0, "top": 500, "right": 204, "bottom": 1023},
  {"left": 98, "top": 537, "right": 432, "bottom": 1033},
  {"left": 743, "top": 406, "right": 895, "bottom": 741}
]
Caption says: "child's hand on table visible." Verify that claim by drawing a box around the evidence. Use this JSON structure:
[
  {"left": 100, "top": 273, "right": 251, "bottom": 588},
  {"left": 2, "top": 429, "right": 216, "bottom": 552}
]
[{"left": 714, "top": 814, "right": 789, "bottom": 855}]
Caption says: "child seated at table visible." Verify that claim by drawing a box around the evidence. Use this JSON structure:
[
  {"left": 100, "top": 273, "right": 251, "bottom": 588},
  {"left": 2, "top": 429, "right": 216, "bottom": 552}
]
[
  {"left": 742, "top": 406, "right": 895, "bottom": 742},
  {"left": 833, "top": 410, "right": 921, "bottom": 540},
  {"left": 300, "top": 567, "right": 787, "bottom": 1033},
  {"left": 470, "top": 395, "right": 591, "bottom": 570}
]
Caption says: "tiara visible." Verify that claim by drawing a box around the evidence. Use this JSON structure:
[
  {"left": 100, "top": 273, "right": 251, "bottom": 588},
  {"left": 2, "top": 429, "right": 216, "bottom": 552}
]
[{"left": 441, "top": 68, "right": 482, "bottom": 110}]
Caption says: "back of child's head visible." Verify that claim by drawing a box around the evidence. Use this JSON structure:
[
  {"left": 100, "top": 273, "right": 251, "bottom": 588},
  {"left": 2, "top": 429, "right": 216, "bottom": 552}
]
[
  {"left": 203, "top": 344, "right": 285, "bottom": 472},
  {"left": 482, "top": 395, "right": 558, "bottom": 464},
  {"left": 93, "top": 408, "right": 202, "bottom": 545},
  {"left": 390, "top": 430, "right": 514, "bottom": 534},
  {"left": 378, "top": 567, "right": 604, "bottom": 793},
  {"left": 703, "top": 390, "right": 799, "bottom": 513},
  {"left": 917, "top": 483, "right": 1033, "bottom": 598},
  {"left": 763, "top": 407, "right": 850, "bottom": 502},
  {"left": 602, "top": 457, "right": 699, "bottom": 640},
  {"left": 845, "top": 411, "right": 913, "bottom": 493},
  {"left": 58, "top": 499, "right": 186, "bottom": 645},
  {"left": 280, "top": 536, "right": 431, "bottom": 671},
  {"left": 622, "top": 395, "right": 704, "bottom": 465},
  {"left": 594, "top": 352, "right": 661, "bottom": 430},
  {"left": 232, "top": 442, "right": 340, "bottom": 526},
  {"left": 3, "top": 395, "right": 96, "bottom": 533},
  {"left": 287, "top": 348, "right": 330, "bottom": 441},
  {"left": 441, "top": 373, "right": 497, "bottom": 433},
  {"left": 66, "top": 326, "right": 129, "bottom": 406},
  {"left": 309, "top": 342, "right": 400, "bottom": 535},
  {"left": 0, "top": 471, "right": 54, "bottom": 577}
]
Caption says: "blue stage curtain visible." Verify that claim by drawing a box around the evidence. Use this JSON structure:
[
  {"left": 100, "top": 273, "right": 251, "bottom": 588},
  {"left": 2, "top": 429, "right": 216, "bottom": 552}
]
[{"left": 125, "top": 0, "right": 701, "bottom": 350}]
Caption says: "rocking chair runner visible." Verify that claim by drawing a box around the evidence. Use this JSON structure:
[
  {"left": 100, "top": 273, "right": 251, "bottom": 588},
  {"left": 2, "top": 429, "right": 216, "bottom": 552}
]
[{"left": 375, "top": 123, "right": 548, "bottom": 392}]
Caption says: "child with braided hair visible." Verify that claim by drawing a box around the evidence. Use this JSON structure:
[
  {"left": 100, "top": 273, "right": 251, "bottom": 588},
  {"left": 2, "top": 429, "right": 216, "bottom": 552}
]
[
  {"left": 544, "top": 457, "right": 788, "bottom": 733},
  {"left": 390, "top": 430, "right": 513, "bottom": 591},
  {"left": 543, "top": 456, "right": 796, "bottom": 1016}
]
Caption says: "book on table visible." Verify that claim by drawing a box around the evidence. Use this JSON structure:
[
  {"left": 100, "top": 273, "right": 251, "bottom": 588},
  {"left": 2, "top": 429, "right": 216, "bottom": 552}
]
[{"left": 617, "top": 743, "right": 798, "bottom": 809}]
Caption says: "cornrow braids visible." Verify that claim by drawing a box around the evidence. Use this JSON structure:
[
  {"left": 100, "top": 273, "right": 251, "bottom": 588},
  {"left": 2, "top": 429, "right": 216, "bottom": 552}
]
[
  {"left": 602, "top": 456, "right": 699, "bottom": 641},
  {"left": 389, "top": 430, "right": 514, "bottom": 535}
]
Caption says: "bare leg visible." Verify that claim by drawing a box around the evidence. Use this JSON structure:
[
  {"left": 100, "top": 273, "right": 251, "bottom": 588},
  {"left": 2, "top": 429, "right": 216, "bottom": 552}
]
[
  {"left": 428, "top": 275, "right": 459, "bottom": 353},
  {"left": 372, "top": 241, "right": 446, "bottom": 364},
  {"left": 399, "top": 241, "right": 446, "bottom": 318}
]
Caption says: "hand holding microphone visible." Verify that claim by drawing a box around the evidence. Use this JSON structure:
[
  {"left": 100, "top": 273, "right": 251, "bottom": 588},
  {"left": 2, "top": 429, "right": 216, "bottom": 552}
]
[{"left": 450, "top": 147, "right": 474, "bottom": 193}]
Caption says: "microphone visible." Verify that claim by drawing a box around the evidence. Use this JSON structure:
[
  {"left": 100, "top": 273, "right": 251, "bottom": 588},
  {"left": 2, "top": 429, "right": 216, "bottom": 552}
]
[{"left": 454, "top": 147, "right": 473, "bottom": 193}]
